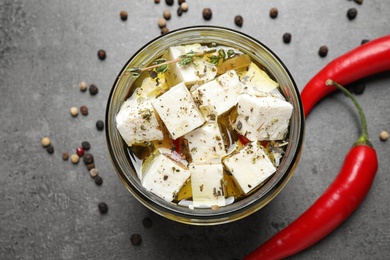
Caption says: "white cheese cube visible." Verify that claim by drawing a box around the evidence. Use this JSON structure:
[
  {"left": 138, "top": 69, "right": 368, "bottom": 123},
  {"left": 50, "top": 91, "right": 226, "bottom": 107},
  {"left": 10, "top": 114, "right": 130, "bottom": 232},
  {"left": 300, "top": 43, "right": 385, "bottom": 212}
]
[
  {"left": 116, "top": 99, "right": 163, "bottom": 146},
  {"left": 190, "top": 163, "right": 226, "bottom": 207},
  {"left": 184, "top": 122, "right": 226, "bottom": 163},
  {"left": 223, "top": 141, "right": 276, "bottom": 194},
  {"left": 234, "top": 94, "right": 293, "bottom": 141},
  {"left": 166, "top": 44, "right": 217, "bottom": 86},
  {"left": 191, "top": 70, "right": 243, "bottom": 118},
  {"left": 152, "top": 82, "right": 205, "bottom": 139},
  {"left": 141, "top": 152, "right": 190, "bottom": 202}
]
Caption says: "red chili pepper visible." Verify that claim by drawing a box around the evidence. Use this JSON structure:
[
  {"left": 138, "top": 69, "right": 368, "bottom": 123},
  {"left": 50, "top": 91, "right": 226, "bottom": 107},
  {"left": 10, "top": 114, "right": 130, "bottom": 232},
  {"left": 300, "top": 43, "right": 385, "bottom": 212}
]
[
  {"left": 172, "top": 138, "right": 181, "bottom": 153},
  {"left": 301, "top": 34, "right": 390, "bottom": 117},
  {"left": 244, "top": 81, "right": 378, "bottom": 260}
]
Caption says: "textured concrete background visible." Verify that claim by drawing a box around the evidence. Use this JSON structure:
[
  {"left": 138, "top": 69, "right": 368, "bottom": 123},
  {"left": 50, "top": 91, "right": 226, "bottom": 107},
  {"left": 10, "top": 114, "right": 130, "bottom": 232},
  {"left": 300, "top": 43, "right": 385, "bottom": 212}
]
[{"left": 1, "top": 0, "right": 389, "bottom": 259}]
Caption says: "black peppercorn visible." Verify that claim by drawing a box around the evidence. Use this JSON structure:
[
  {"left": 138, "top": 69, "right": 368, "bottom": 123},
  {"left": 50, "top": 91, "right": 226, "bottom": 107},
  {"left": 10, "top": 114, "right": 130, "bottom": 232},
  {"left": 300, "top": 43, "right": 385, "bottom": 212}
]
[
  {"left": 177, "top": 7, "right": 183, "bottom": 16},
  {"left": 62, "top": 152, "right": 69, "bottom": 161},
  {"left": 154, "top": 0, "right": 160, "bottom": 3},
  {"left": 270, "top": 7, "right": 278, "bottom": 18},
  {"left": 318, "top": 45, "right": 329, "bottom": 57},
  {"left": 130, "top": 234, "right": 142, "bottom": 246},
  {"left": 347, "top": 80, "right": 366, "bottom": 95},
  {"left": 98, "top": 202, "right": 108, "bottom": 214},
  {"left": 81, "top": 141, "right": 91, "bottom": 150},
  {"left": 354, "top": 0, "right": 363, "bottom": 5},
  {"left": 46, "top": 144, "right": 54, "bottom": 154},
  {"left": 89, "top": 84, "right": 98, "bottom": 95},
  {"left": 165, "top": 0, "right": 173, "bottom": 6},
  {"left": 361, "top": 39, "right": 370, "bottom": 45},
  {"left": 347, "top": 8, "right": 358, "bottom": 20},
  {"left": 95, "top": 176, "right": 103, "bottom": 186},
  {"left": 178, "top": 0, "right": 185, "bottom": 4},
  {"left": 234, "top": 15, "right": 243, "bottom": 27},
  {"left": 283, "top": 33, "right": 292, "bottom": 44},
  {"left": 96, "top": 120, "right": 104, "bottom": 131},
  {"left": 203, "top": 8, "right": 212, "bottom": 20},
  {"left": 83, "top": 153, "right": 94, "bottom": 164},
  {"left": 120, "top": 11, "right": 128, "bottom": 21},
  {"left": 80, "top": 105, "right": 88, "bottom": 116},
  {"left": 142, "top": 217, "right": 152, "bottom": 228},
  {"left": 97, "top": 49, "right": 106, "bottom": 60}
]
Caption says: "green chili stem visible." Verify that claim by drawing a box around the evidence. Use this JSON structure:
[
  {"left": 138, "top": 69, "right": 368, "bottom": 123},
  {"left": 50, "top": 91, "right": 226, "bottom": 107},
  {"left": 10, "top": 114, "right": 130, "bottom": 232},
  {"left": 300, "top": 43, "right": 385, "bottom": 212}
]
[{"left": 325, "top": 79, "right": 371, "bottom": 146}]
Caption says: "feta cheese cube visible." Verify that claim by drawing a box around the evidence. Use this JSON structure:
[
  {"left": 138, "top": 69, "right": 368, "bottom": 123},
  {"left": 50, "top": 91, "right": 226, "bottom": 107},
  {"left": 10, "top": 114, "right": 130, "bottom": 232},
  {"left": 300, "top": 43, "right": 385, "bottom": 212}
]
[
  {"left": 223, "top": 141, "right": 276, "bottom": 194},
  {"left": 152, "top": 82, "right": 206, "bottom": 139},
  {"left": 234, "top": 94, "right": 293, "bottom": 141},
  {"left": 165, "top": 44, "right": 217, "bottom": 86},
  {"left": 191, "top": 70, "right": 243, "bottom": 118},
  {"left": 116, "top": 99, "right": 163, "bottom": 146},
  {"left": 184, "top": 122, "right": 226, "bottom": 163},
  {"left": 141, "top": 151, "right": 190, "bottom": 202},
  {"left": 189, "top": 163, "right": 226, "bottom": 207}
]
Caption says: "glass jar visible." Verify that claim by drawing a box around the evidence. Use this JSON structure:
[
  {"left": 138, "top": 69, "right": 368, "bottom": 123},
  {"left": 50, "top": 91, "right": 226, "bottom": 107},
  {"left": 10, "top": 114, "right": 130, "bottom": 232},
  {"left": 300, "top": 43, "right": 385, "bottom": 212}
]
[{"left": 105, "top": 26, "right": 304, "bottom": 225}]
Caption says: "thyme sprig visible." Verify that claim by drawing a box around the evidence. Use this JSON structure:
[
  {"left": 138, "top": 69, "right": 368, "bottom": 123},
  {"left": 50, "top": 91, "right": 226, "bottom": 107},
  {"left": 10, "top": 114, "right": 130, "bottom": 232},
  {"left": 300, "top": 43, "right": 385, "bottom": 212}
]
[{"left": 125, "top": 48, "right": 217, "bottom": 78}]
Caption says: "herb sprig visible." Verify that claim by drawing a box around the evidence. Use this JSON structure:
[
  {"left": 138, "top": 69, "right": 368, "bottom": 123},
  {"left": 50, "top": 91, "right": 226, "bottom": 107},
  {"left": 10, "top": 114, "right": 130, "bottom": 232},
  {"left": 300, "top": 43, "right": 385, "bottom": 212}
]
[{"left": 125, "top": 48, "right": 222, "bottom": 78}]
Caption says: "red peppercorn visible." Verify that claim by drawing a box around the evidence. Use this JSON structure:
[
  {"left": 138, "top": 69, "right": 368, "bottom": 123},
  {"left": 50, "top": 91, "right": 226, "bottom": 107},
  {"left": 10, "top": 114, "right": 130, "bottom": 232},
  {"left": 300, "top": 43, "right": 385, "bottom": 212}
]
[{"left": 76, "top": 147, "right": 85, "bottom": 157}]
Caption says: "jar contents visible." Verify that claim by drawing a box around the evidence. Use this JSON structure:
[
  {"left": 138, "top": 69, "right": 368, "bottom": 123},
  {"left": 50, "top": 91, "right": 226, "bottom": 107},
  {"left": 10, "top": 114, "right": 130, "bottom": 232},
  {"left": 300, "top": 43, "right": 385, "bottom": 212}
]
[{"left": 115, "top": 43, "right": 293, "bottom": 209}]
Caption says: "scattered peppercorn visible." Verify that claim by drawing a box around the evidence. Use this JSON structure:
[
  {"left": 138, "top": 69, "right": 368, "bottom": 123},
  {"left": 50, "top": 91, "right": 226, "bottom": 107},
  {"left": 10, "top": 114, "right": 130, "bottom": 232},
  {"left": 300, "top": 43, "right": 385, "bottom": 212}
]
[
  {"left": 98, "top": 202, "right": 108, "bottom": 214},
  {"left": 178, "top": 0, "right": 185, "bottom": 4},
  {"left": 46, "top": 144, "right": 54, "bottom": 154},
  {"left": 354, "top": 0, "right": 363, "bottom": 4},
  {"left": 80, "top": 105, "right": 88, "bottom": 116},
  {"left": 41, "top": 137, "right": 51, "bottom": 147},
  {"left": 380, "top": 131, "right": 389, "bottom": 142},
  {"left": 234, "top": 15, "right": 243, "bottom": 27},
  {"left": 347, "top": 8, "right": 358, "bottom": 20},
  {"left": 62, "top": 152, "right": 69, "bottom": 161},
  {"left": 89, "top": 84, "right": 99, "bottom": 95},
  {"left": 120, "top": 10, "right": 128, "bottom": 21},
  {"left": 76, "top": 147, "right": 85, "bottom": 157},
  {"left": 70, "top": 154, "right": 80, "bottom": 164},
  {"left": 90, "top": 168, "right": 99, "bottom": 178},
  {"left": 70, "top": 107, "right": 79, "bottom": 117},
  {"left": 361, "top": 39, "right": 370, "bottom": 45},
  {"left": 177, "top": 7, "right": 183, "bottom": 16},
  {"left": 87, "top": 163, "right": 95, "bottom": 171},
  {"left": 83, "top": 153, "right": 94, "bottom": 164},
  {"left": 96, "top": 120, "right": 104, "bottom": 131},
  {"left": 154, "top": 0, "right": 160, "bottom": 3},
  {"left": 163, "top": 10, "right": 171, "bottom": 20},
  {"left": 130, "top": 234, "right": 142, "bottom": 246},
  {"left": 161, "top": 27, "right": 169, "bottom": 34},
  {"left": 283, "top": 33, "right": 292, "bottom": 44},
  {"left": 142, "top": 217, "right": 152, "bottom": 228},
  {"left": 347, "top": 80, "right": 366, "bottom": 95},
  {"left": 181, "top": 2, "right": 188, "bottom": 12},
  {"left": 318, "top": 45, "right": 329, "bottom": 57},
  {"left": 81, "top": 141, "right": 91, "bottom": 150},
  {"left": 157, "top": 17, "right": 167, "bottom": 28},
  {"left": 97, "top": 49, "right": 106, "bottom": 60},
  {"left": 79, "top": 81, "right": 88, "bottom": 92},
  {"left": 165, "top": 0, "right": 173, "bottom": 5},
  {"left": 270, "top": 7, "right": 278, "bottom": 18},
  {"left": 95, "top": 175, "right": 103, "bottom": 185},
  {"left": 203, "top": 8, "right": 212, "bottom": 20}
]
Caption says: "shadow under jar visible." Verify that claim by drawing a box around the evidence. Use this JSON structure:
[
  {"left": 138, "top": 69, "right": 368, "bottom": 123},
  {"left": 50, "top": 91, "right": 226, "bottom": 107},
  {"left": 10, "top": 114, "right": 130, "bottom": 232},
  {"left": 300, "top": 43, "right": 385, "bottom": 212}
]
[{"left": 105, "top": 26, "right": 304, "bottom": 225}]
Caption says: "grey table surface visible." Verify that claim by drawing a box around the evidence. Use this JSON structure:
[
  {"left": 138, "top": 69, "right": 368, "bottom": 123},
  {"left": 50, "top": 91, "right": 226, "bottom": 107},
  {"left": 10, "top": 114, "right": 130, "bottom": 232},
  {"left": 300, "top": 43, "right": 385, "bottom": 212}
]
[{"left": 1, "top": 0, "right": 390, "bottom": 259}]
